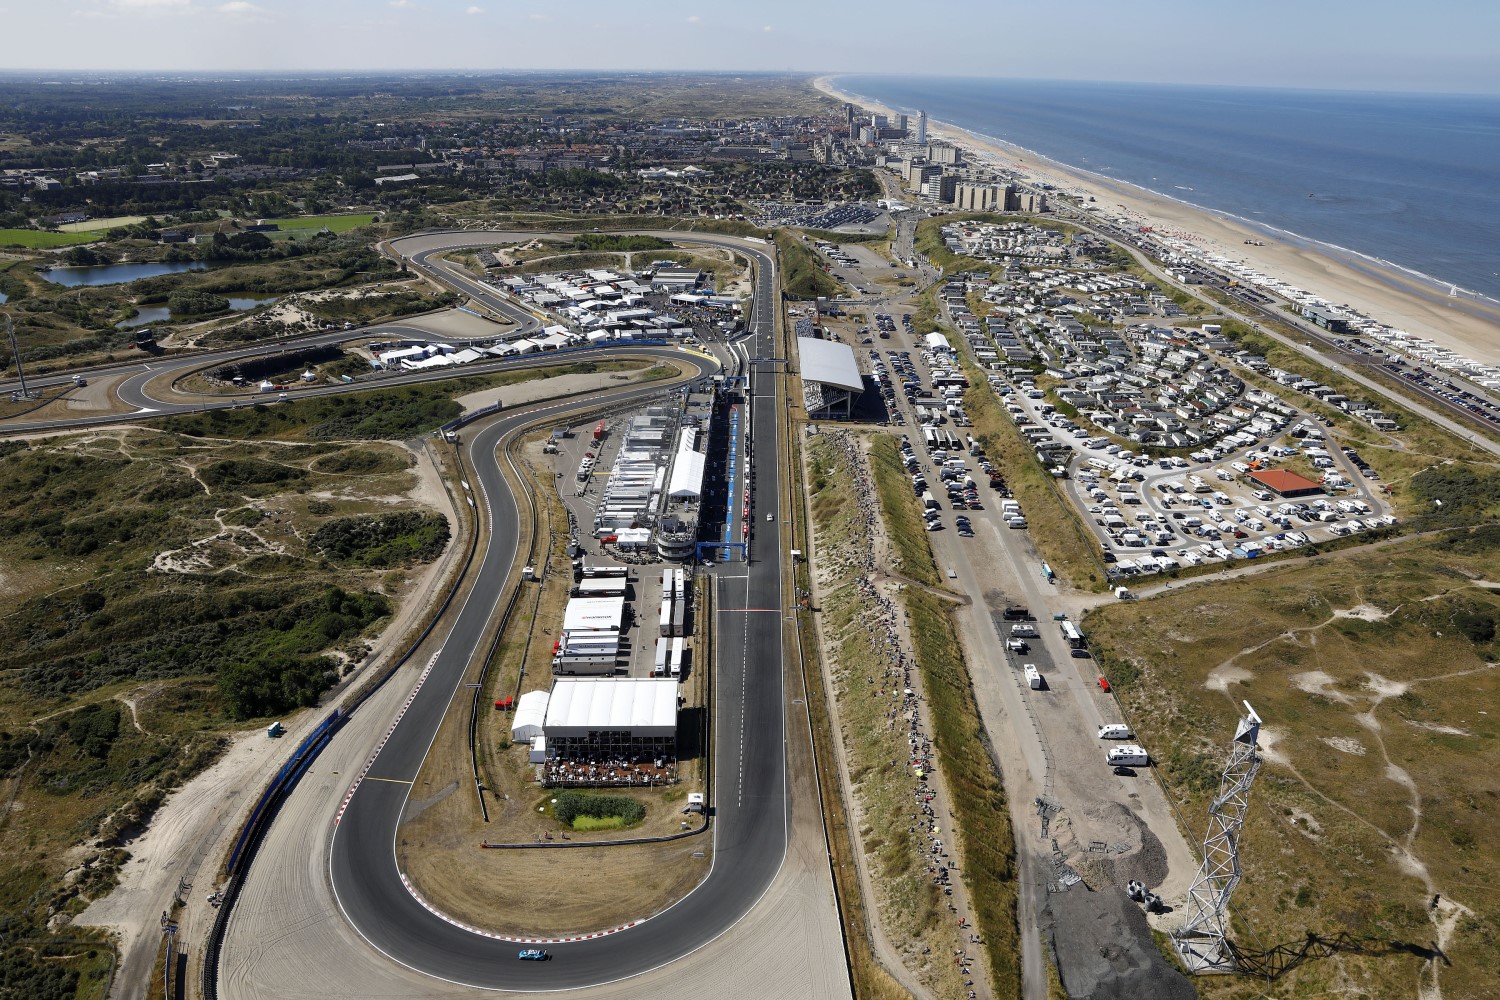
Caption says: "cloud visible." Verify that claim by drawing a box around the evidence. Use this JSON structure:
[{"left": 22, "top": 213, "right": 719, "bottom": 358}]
[
  {"left": 762, "top": 24, "right": 773, "bottom": 32},
  {"left": 388, "top": 0, "right": 411, "bottom": 7},
  {"left": 217, "top": 1, "right": 264, "bottom": 15},
  {"left": 465, "top": 4, "right": 483, "bottom": 12},
  {"left": 104, "top": 0, "right": 192, "bottom": 12},
  {"left": 527, "top": 12, "right": 548, "bottom": 20},
  {"left": 686, "top": 14, "right": 700, "bottom": 24}
]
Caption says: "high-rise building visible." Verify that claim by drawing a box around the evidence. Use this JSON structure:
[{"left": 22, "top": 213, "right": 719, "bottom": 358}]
[
  {"left": 922, "top": 174, "right": 957, "bottom": 204},
  {"left": 871, "top": 113, "right": 888, "bottom": 129},
  {"left": 895, "top": 113, "right": 908, "bottom": 134},
  {"left": 858, "top": 125, "right": 875, "bottom": 144},
  {"left": 927, "top": 143, "right": 960, "bottom": 165},
  {"left": 844, "top": 103, "right": 854, "bottom": 125},
  {"left": 915, "top": 111, "right": 928, "bottom": 145},
  {"left": 955, "top": 181, "right": 1015, "bottom": 212}
]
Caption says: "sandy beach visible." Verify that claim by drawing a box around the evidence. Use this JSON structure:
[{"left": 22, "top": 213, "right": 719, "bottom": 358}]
[{"left": 814, "top": 76, "right": 1500, "bottom": 371}]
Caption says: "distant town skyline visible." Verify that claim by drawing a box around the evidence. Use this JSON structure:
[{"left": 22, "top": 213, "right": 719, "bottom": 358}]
[{"left": 2, "top": 0, "right": 1497, "bottom": 95}]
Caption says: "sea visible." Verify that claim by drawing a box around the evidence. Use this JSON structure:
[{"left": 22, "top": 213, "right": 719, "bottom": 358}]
[{"left": 835, "top": 75, "right": 1500, "bottom": 304}]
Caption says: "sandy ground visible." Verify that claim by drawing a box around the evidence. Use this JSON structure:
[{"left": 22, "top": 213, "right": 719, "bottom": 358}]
[
  {"left": 73, "top": 439, "right": 466, "bottom": 1000},
  {"left": 451, "top": 364, "right": 671, "bottom": 416},
  {"left": 389, "top": 308, "right": 513, "bottom": 341},
  {"left": 814, "top": 77, "right": 1500, "bottom": 370}
]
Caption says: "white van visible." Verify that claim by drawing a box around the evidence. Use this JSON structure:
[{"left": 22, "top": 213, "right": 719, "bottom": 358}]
[{"left": 1010, "top": 624, "right": 1038, "bottom": 638}]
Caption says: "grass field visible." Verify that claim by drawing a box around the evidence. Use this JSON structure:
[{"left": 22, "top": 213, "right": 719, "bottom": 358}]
[
  {"left": 0, "top": 228, "right": 104, "bottom": 248},
  {"left": 1085, "top": 528, "right": 1500, "bottom": 999},
  {"left": 805, "top": 433, "right": 971, "bottom": 996},
  {"left": 867, "top": 435, "right": 939, "bottom": 586},
  {"left": 776, "top": 234, "right": 843, "bottom": 299},
  {"left": 264, "top": 213, "right": 377, "bottom": 235},
  {"left": 0, "top": 426, "right": 450, "bottom": 997},
  {"left": 56, "top": 215, "right": 149, "bottom": 233}
]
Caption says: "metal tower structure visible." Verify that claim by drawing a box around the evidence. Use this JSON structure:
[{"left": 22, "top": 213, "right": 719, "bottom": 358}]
[
  {"left": 1173, "top": 701, "right": 1264, "bottom": 973},
  {"left": 4, "top": 314, "right": 34, "bottom": 401}
]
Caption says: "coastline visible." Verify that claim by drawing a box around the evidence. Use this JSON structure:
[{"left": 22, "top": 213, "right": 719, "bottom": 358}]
[{"left": 813, "top": 75, "right": 1500, "bottom": 370}]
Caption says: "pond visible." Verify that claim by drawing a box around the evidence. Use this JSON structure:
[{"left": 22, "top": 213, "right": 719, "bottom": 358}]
[
  {"left": 115, "top": 295, "right": 278, "bottom": 329},
  {"left": 42, "top": 260, "right": 210, "bottom": 287}
]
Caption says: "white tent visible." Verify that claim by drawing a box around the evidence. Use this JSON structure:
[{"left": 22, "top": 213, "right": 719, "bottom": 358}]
[{"left": 511, "top": 689, "right": 550, "bottom": 742}]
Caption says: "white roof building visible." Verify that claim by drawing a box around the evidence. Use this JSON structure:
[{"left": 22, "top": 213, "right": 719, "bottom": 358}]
[
  {"left": 511, "top": 689, "right": 550, "bottom": 742},
  {"left": 562, "top": 595, "right": 625, "bottom": 633},
  {"left": 544, "top": 678, "right": 678, "bottom": 739},
  {"left": 796, "top": 336, "right": 864, "bottom": 417}
]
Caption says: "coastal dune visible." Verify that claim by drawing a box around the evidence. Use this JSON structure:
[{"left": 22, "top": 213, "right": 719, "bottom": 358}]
[{"left": 814, "top": 75, "right": 1500, "bottom": 370}]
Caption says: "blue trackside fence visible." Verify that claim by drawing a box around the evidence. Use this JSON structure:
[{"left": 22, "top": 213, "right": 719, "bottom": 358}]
[{"left": 225, "top": 708, "right": 343, "bottom": 877}]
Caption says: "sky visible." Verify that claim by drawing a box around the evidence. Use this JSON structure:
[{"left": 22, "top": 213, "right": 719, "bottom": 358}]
[{"left": 2, "top": 0, "right": 1497, "bottom": 94}]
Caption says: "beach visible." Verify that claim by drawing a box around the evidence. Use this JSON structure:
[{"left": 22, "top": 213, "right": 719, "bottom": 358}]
[{"left": 814, "top": 76, "right": 1500, "bottom": 371}]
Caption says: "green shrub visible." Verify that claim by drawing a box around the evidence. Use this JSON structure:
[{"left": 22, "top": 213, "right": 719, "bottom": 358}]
[
  {"left": 552, "top": 790, "right": 645, "bottom": 827},
  {"left": 166, "top": 289, "right": 230, "bottom": 316},
  {"left": 310, "top": 511, "right": 450, "bottom": 566}
]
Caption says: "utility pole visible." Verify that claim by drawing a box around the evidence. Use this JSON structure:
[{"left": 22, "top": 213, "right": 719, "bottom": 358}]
[{"left": 4, "top": 313, "right": 34, "bottom": 400}]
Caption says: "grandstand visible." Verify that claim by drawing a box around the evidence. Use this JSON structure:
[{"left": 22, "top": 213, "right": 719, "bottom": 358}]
[{"left": 797, "top": 336, "right": 864, "bottom": 418}]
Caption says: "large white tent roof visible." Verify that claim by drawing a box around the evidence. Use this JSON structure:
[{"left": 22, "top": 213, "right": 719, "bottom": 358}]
[
  {"left": 511, "top": 689, "right": 549, "bottom": 742},
  {"left": 796, "top": 337, "right": 863, "bottom": 393},
  {"left": 543, "top": 678, "right": 678, "bottom": 738}
]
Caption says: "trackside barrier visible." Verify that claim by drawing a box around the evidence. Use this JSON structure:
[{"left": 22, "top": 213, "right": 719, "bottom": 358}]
[
  {"left": 203, "top": 434, "right": 492, "bottom": 1000},
  {"left": 224, "top": 708, "right": 342, "bottom": 876},
  {"left": 439, "top": 401, "right": 501, "bottom": 435}
]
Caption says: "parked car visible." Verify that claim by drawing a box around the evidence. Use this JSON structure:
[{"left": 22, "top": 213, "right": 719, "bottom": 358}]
[{"left": 1097, "top": 677, "right": 1111, "bottom": 693}]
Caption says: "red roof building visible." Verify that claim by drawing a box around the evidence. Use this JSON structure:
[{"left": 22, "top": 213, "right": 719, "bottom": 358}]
[{"left": 1247, "top": 468, "right": 1324, "bottom": 498}]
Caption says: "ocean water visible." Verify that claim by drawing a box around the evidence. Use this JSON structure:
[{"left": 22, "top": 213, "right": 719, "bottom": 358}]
[{"left": 836, "top": 76, "right": 1500, "bottom": 303}]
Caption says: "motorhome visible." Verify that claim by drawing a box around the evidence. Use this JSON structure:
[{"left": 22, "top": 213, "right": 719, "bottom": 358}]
[{"left": 1106, "top": 745, "right": 1150, "bottom": 767}]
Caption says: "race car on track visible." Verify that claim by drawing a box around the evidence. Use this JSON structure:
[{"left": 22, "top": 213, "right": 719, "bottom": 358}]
[{"left": 518, "top": 949, "right": 549, "bottom": 961}]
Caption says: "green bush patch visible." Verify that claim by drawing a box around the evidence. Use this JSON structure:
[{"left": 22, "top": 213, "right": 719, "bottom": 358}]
[
  {"left": 311, "top": 511, "right": 450, "bottom": 567},
  {"left": 552, "top": 790, "right": 645, "bottom": 829}
]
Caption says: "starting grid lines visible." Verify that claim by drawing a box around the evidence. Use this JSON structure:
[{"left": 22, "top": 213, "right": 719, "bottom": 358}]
[
  {"left": 399, "top": 874, "right": 648, "bottom": 945},
  {"left": 333, "top": 649, "right": 441, "bottom": 827}
]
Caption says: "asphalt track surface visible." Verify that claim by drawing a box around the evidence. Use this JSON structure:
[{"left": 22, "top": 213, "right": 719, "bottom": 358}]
[
  {"left": 321, "top": 231, "right": 791, "bottom": 989},
  {"left": 3, "top": 230, "right": 799, "bottom": 991}
]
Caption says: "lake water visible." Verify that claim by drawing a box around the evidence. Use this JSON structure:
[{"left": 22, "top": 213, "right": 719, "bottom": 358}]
[
  {"left": 116, "top": 295, "right": 278, "bottom": 329},
  {"left": 42, "top": 260, "right": 209, "bottom": 287}
]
